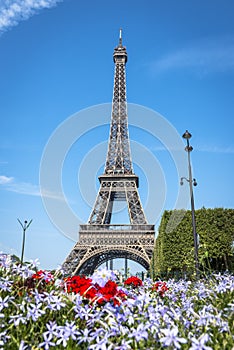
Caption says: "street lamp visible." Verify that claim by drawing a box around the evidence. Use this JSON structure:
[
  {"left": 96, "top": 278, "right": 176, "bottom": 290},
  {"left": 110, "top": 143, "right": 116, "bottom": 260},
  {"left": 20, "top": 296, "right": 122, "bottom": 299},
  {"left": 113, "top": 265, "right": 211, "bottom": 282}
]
[
  {"left": 181, "top": 130, "right": 199, "bottom": 278},
  {"left": 18, "top": 219, "right": 33, "bottom": 266}
]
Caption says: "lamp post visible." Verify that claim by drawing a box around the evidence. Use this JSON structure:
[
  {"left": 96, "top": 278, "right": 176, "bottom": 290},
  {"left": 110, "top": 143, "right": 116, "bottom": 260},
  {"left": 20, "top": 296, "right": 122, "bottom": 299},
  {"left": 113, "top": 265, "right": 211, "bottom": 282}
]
[
  {"left": 181, "top": 130, "right": 199, "bottom": 278},
  {"left": 18, "top": 219, "right": 32, "bottom": 266}
]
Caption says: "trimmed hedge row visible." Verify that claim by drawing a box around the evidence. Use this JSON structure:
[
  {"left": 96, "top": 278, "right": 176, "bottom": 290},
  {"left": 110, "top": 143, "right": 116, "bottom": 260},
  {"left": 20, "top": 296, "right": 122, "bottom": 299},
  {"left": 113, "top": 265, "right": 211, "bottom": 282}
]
[{"left": 151, "top": 208, "right": 234, "bottom": 278}]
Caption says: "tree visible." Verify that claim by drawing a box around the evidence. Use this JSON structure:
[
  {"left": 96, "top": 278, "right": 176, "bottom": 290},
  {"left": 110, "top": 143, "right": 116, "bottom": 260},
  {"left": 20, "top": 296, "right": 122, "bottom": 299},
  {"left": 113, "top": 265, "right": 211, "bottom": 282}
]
[{"left": 151, "top": 208, "right": 234, "bottom": 278}]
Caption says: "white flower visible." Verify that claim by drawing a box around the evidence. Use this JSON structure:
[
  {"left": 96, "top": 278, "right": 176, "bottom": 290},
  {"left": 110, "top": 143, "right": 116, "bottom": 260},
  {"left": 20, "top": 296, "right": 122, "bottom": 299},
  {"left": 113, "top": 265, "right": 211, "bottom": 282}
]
[{"left": 91, "top": 268, "right": 116, "bottom": 287}]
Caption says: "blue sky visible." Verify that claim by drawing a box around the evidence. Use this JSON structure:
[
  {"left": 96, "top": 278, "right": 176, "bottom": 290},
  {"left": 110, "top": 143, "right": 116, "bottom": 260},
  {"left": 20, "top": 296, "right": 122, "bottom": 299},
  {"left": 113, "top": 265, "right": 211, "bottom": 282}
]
[{"left": 0, "top": 0, "right": 233, "bottom": 273}]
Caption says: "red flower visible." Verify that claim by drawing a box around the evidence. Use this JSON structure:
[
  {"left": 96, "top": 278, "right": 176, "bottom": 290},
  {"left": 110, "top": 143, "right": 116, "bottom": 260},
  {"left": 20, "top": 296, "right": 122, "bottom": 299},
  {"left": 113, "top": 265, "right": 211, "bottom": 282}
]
[
  {"left": 152, "top": 281, "right": 168, "bottom": 296},
  {"left": 64, "top": 275, "right": 127, "bottom": 306},
  {"left": 98, "top": 280, "right": 118, "bottom": 301},
  {"left": 64, "top": 275, "right": 92, "bottom": 295},
  {"left": 96, "top": 281, "right": 127, "bottom": 305},
  {"left": 124, "top": 276, "right": 143, "bottom": 288},
  {"left": 83, "top": 286, "right": 98, "bottom": 300}
]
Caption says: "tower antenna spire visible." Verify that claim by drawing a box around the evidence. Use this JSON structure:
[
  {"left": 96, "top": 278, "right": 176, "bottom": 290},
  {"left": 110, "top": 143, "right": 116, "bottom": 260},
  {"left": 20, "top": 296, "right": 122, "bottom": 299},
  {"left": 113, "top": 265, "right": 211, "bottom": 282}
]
[{"left": 119, "top": 27, "right": 122, "bottom": 46}]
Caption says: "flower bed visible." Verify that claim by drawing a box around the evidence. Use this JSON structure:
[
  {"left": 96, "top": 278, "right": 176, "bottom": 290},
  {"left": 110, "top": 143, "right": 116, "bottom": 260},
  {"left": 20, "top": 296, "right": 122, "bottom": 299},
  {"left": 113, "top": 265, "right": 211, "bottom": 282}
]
[{"left": 0, "top": 255, "right": 233, "bottom": 349}]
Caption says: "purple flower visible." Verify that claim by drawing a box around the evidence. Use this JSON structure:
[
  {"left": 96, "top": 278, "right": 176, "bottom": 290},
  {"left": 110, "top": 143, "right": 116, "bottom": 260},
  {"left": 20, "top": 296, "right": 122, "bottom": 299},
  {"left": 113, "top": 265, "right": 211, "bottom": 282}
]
[
  {"left": 26, "top": 302, "right": 45, "bottom": 321},
  {"left": 0, "top": 295, "right": 12, "bottom": 311},
  {"left": 44, "top": 321, "right": 59, "bottom": 338},
  {"left": 56, "top": 321, "right": 79, "bottom": 346},
  {"left": 0, "top": 330, "right": 10, "bottom": 346},
  {"left": 63, "top": 321, "right": 79, "bottom": 339},
  {"left": 72, "top": 293, "right": 83, "bottom": 314},
  {"left": 88, "top": 334, "right": 111, "bottom": 350},
  {"left": 74, "top": 304, "right": 93, "bottom": 320},
  {"left": 189, "top": 334, "right": 213, "bottom": 350},
  {"left": 114, "top": 339, "right": 132, "bottom": 350},
  {"left": 43, "top": 291, "right": 66, "bottom": 311},
  {"left": 29, "top": 258, "right": 40, "bottom": 269},
  {"left": 196, "top": 312, "right": 214, "bottom": 327},
  {"left": 9, "top": 314, "right": 27, "bottom": 326},
  {"left": 129, "top": 324, "right": 148, "bottom": 342},
  {"left": 0, "top": 254, "right": 11, "bottom": 268},
  {"left": 77, "top": 328, "right": 91, "bottom": 344},
  {"left": 12, "top": 264, "right": 34, "bottom": 279},
  {"left": 0, "top": 277, "right": 12, "bottom": 292},
  {"left": 160, "top": 327, "right": 187, "bottom": 348},
  {"left": 39, "top": 333, "right": 55, "bottom": 349}
]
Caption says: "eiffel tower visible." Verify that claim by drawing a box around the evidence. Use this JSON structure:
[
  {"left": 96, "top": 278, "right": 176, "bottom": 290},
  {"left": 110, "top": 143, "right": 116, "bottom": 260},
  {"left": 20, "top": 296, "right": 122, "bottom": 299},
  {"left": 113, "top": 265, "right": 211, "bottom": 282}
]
[{"left": 62, "top": 30, "right": 155, "bottom": 276}]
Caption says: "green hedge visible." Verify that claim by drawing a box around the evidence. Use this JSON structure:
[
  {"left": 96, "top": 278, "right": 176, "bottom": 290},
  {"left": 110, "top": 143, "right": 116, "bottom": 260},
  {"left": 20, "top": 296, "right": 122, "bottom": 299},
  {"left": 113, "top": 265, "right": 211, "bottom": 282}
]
[{"left": 151, "top": 208, "right": 234, "bottom": 278}]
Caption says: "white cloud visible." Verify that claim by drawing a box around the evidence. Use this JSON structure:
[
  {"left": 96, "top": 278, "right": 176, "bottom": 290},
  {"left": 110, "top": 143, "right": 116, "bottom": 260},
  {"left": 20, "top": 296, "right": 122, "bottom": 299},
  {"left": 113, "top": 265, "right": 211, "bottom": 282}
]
[
  {"left": 8, "top": 181, "right": 65, "bottom": 200},
  {"left": 0, "top": 175, "right": 14, "bottom": 184},
  {"left": 7, "top": 181, "right": 42, "bottom": 196},
  {"left": 151, "top": 36, "right": 234, "bottom": 76},
  {"left": 198, "top": 145, "right": 234, "bottom": 154},
  {"left": 0, "top": 175, "right": 65, "bottom": 200},
  {"left": 0, "top": 0, "right": 62, "bottom": 33}
]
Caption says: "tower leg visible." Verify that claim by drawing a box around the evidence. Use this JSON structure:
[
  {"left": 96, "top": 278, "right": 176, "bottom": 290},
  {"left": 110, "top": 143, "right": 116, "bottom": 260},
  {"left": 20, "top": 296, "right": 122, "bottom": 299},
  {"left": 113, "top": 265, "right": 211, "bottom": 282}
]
[{"left": 125, "top": 257, "right": 128, "bottom": 279}]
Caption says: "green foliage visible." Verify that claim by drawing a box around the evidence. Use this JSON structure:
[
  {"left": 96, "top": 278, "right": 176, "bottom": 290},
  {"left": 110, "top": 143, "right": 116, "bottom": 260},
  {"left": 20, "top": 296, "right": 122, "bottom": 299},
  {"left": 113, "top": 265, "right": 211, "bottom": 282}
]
[
  {"left": 151, "top": 208, "right": 234, "bottom": 278},
  {"left": 197, "top": 208, "right": 234, "bottom": 272}
]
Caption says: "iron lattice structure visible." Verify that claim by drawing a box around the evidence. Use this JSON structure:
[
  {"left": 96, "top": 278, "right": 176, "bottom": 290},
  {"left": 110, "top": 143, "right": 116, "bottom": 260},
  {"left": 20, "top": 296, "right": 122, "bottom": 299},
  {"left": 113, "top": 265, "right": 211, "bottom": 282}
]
[{"left": 62, "top": 31, "right": 155, "bottom": 275}]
